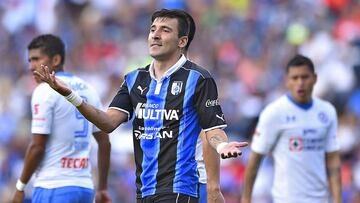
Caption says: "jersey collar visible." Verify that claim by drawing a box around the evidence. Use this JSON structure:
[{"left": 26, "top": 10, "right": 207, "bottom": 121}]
[
  {"left": 286, "top": 94, "right": 313, "bottom": 110},
  {"left": 55, "top": 71, "right": 73, "bottom": 77},
  {"left": 149, "top": 54, "right": 187, "bottom": 82}
]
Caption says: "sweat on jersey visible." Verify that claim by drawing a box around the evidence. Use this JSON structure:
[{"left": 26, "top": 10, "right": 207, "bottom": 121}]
[
  {"left": 31, "top": 72, "right": 102, "bottom": 189},
  {"left": 109, "top": 55, "right": 227, "bottom": 198},
  {"left": 251, "top": 95, "right": 339, "bottom": 203}
]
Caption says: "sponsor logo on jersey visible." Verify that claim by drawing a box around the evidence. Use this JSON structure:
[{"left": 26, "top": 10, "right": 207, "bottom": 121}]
[
  {"left": 135, "top": 103, "right": 179, "bottom": 120},
  {"left": 61, "top": 157, "right": 89, "bottom": 168},
  {"left": 318, "top": 112, "right": 328, "bottom": 123},
  {"left": 134, "top": 130, "right": 173, "bottom": 139},
  {"left": 171, "top": 81, "right": 183, "bottom": 95},
  {"left": 69, "top": 82, "right": 88, "bottom": 91},
  {"left": 205, "top": 99, "right": 220, "bottom": 107},
  {"left": 289, "top": 137, "right": 325, "bottom": 152},
  {"left": 289, "top": 137, "right": 303, "bottom": 151}
]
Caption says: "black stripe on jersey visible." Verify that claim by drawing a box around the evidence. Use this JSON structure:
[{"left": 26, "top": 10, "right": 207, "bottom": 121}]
[
  {"left": 131, "top": 65, "right": 151, "bottom": 195},
  {"left": 155, "top": 64, "right": 190, "bottom": 193}
]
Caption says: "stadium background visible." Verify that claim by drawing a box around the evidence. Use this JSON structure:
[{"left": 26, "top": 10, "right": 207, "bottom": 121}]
[{"left": 0, "top": 0, "right": 359, "bottom": 202}]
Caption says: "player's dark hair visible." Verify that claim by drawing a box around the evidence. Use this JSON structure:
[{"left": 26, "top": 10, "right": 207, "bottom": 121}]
[
  {"left": 286, "top": 54, "right": 315, "bottom": 73},
  {"left": 28, "top": 34, "right": 65, "bottom": 65},
  {"left": 151, "top": 9, "right": 195, "bottom": 48}
]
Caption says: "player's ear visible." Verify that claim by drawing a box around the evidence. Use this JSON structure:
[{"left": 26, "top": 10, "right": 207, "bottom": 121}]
[
  {"left": 51, "top": 54, "right": 62, "bottom": 67},
  {"left": 178, "top": 36, "right": 188, "bottom": 49}
]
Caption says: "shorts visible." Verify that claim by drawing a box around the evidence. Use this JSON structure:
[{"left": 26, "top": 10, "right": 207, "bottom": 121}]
[
  {"left": 32, "top": 186, "right": 94, "bottom": 203},
  {"left": 137, "top": 193, "right": 198, "bottom": 203},
  {"left": 198, "top": 183, "right": 207, "bottom": 203}
]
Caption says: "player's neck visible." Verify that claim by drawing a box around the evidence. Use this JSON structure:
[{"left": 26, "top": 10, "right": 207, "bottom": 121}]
[{"left": 153, "top": 54, "right": 182, "bottom": 80}]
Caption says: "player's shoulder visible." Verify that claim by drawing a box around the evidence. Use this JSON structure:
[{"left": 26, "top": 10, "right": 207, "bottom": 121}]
[
  {"left": 262, "top": 95, "right": 288, "bottom": 114},
  {"left": 313, "top": 97, "right": 337, "bottom": 114},
  {"left": 125, "top": 65, "right": 150, "bottom": 77},
  {"left": 181, "top": 60, "right": 212, "bottom": 79}
]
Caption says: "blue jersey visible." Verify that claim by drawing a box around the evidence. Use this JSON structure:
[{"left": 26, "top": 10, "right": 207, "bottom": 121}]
[{"left": 109, "top": 56, "right": 227, "bottom": 198}]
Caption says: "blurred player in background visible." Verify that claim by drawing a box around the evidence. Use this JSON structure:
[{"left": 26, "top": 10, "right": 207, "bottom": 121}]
[
  {"left": 242, "top": 54, "right": 342, "bottom": 203},
  {"left": 12, "top": 34, "right": 111, "bottom": 203},
  {"left": 35, "top": 9, "right": 247, "bottom": 203},
  {"left": 182, "top": 10, "right": 225, "bottom": 203}
]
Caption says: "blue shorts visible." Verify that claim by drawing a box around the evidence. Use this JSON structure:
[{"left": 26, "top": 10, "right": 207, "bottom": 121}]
[
  {"left": 199, "top": 183, "right": 207, "bottom": 203},
  {"left": 32, "top": 186, "right": 94, "bottom": 203}
]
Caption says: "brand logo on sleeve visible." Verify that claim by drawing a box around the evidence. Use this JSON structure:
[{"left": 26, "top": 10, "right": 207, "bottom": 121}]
[
  {"left": 216, "top": 114, "right": 225, "bottom": 122},
  {"left": 205, "top": 99, "right": 220, "bottom": 107},
  {"left": 171, "top": 81, "right": 183, "bottom": 95}
]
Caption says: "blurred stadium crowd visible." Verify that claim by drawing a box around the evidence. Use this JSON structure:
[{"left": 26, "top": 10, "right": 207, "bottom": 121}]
[{"left": 0, "top": 0, "right": 360, "bottom": 202}]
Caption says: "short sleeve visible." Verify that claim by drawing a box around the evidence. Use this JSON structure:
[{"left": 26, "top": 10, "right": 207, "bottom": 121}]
[
  {"left": 325, "top": 105, "right": 340, "bottom": 152},
  {"left": 251, "top": 106, "right": 281, "bottom": 154},
  {"left": 109, "top": 75, "right": 134, "bottom": 121},
  {"left": 193, "top": 77, "right": 227, "bottom": 131},
  {"left": 31, "top": 85, "right": 56, "bottom": 135}
]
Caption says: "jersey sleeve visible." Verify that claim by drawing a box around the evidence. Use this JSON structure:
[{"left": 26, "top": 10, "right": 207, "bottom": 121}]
[
  {"left": 251, "top": 105, "right": 281, "bottom": 154},
  {"left": 325, "top": 104, "right": 340, "bottom": 152},
  {"left": 193, "top": 77, "right": 227, "bottom": 131},
  {"left": 31, "top": 85, "right": 56, "bottom": 135},
  {"left": 109, "top": 75, "right": 133, "bottom": 121}
]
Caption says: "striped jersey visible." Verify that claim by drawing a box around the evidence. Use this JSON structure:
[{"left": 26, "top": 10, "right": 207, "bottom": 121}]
[
  {"left": 31, "top": 72, "right": 102, "bottom": 189},
  {"left": 109, "top": 55, "right": 226, "bottom": 198}
]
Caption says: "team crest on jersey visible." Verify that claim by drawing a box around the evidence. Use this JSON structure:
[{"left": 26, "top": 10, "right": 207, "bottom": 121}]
[
  {"left": 318, "top": 112, "right": 328, "bottom": 123},
  {"left": 171, "top": 81, "right": 183, "bottom": 95},
  {"left": 289, "top": 137, "right": 303, "bottom": 151}
]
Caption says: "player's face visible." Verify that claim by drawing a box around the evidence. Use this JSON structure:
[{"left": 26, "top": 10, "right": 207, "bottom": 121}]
[
  {"left": 286, "top": 65, "right": 317, "bottom": 104},
  {"left": 148, "top": 17, "right": 186, "bottom": 61},
  {"left": 28, "top": 48, "right": 53, "bottom": 83}
]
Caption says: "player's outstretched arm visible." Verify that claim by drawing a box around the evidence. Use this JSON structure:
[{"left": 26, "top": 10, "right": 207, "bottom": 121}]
[
  {"left": 34, "top": 65, "right": 127, "bottom": 133},
  {"left": 241, "top": 151, "right": 263, "bottom": 203},
  {"left": 12, "top": 134, "right": 48, "bottom": 203},
  {"left": 205, "top": 128, "right": 248, "bottom": 159},
  {"left": 93, "top": 131, "right": 112, "bottom": 203},
  {"left": 326, "top": 151, "right": 342, "bottom": 203},
  {"left": 200, "top": 132, "right": 225, "bottom": 203}
]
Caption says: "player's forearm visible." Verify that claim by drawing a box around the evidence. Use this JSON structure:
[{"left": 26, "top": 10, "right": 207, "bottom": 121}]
[
  {"left": 77, "top": 103, "right": 118, "bottom": 133},
  {"left": 20, "top": 143, "right": 46, "bottom": 183},
  {"left": 201, "top": 133, "right": 224, "bottom": 203},
  {"left": 205, "top": 129, "right": 228, "bottom": 150},
  {"left": 242, "top": 152, "right": 263, "bottom": 203},
  {"left": 326, "top": 152, "right": 342, "bottom": 203},
  {"left": 97, "top": 138, "right": 111, "bottom": 190}
]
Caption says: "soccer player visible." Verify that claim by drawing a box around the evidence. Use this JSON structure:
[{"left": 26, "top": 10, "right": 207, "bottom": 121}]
[
  {"left": 182, "top": 10, "right": 225, "bottom": 203},
  {"left": 12, "top": 34, "right": 111, "bottom": 203},
  {"left": 35, "top": 9, "right": 248, "bottom": 203},
  {"left": 242, "top": 55, "right": 342, "bottom": 203}
]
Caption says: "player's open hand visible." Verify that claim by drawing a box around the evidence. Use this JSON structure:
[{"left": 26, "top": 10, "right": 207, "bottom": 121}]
[
  {"left": 95, "top": 190, "right": 112, "bottom": 203},
  {"left": 12, "top": 190, "right": 24, "bottom": 203},
  {"left": 33, "top": 64, "right": 72, "bottom": 96},
  {"left": 218, "top": 141, "right": 248, "bottom": 159}
]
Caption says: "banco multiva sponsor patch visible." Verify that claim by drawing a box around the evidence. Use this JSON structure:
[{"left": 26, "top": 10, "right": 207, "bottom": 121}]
[{"left": 135, "top": 103, "right": 179, "bottom": 120}]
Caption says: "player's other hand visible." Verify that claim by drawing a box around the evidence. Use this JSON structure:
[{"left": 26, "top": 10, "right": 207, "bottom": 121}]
[
  {"left": 95, "top": 190, "right": 112, "bottom": 203},
  {"left": 219, "top": 141, "right": 248, "bottom": 159},
  {"left": 12, "top": 190, "right": 25, "bottom": 203},
  {"left": 34, "top": 64, "right": 72, "bottom": 96}
]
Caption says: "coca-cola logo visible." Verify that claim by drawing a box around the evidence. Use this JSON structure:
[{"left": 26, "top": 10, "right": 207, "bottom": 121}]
[{"left": 205, "top": 99, "right": 220, "bottom": 107}]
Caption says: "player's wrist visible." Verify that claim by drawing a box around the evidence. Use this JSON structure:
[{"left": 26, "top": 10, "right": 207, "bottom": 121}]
[
  {"left": 216, "top": 142, "right": 228, "bottom": 154},
  {"left": 16, "top": 179, "right": 26, "bottom": 191},
  {"left": 65, "top": 91, "right": 83, "bottom": 107}
]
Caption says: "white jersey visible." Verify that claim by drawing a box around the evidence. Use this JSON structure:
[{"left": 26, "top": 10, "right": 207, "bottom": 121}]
[
  {"left": 251, "top": 95, "right": 339, "bottom": 203},
  {"left": 31, "top": 72, "right": 102, "bottom": 189},
  {"left": 195, "top": 136, "right": 207, "bottom": 184}
]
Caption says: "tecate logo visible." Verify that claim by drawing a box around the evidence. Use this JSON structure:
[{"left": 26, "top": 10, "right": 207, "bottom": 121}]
[{"left": 205, "top": 99, "right": 220, "bottom": 107}]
